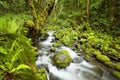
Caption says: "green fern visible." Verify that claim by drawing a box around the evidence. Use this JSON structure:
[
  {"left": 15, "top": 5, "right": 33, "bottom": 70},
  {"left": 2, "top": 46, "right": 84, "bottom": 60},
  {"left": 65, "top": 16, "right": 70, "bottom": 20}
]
[
  {"left": 0, "top": 46, "right": 7, "bottom": 54},
  {"left": 10, "top": 64, "right": 30, "bottom": 73}
]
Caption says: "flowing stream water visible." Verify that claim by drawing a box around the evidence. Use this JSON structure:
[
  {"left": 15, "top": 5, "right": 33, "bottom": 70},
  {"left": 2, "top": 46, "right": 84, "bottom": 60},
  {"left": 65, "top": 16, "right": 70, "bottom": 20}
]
[{"left": 36, "top": 31, "right": 119, "bottom": 80}]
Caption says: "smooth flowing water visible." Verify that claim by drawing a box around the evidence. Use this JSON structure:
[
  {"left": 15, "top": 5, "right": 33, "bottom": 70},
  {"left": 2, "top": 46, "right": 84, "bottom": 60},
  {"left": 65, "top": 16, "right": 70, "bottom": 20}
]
[{"left": 36, "top": 31, "right": 118, "bottom": 80}]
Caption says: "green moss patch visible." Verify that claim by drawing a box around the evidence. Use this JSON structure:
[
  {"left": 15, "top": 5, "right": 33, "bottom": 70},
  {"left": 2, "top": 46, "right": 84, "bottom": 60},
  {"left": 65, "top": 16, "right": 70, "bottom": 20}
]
[
  {"left": 113, "top": 71, "right": 120, "bottom": 79},
  {"left": 54, "top": 28, "right": 78, "bottom": 47},
  {"left": 36, "top": 68, "right": 47, "bottom": 80},
  {"left": 53, "top": 50, "right": 72, "bottom": 68}
]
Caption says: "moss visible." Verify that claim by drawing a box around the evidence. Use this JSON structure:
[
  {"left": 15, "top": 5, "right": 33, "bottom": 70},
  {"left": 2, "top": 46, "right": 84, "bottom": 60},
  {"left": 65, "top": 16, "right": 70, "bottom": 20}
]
[
  {"left": 115, "top": 44, "right": 120, "bottom": 50},
  {"left": 54, "top": 30, "right": 64, "bottom": 39},
  {"left": 50, "top": 47, "right": 56, "bottom": 52},
  {"left": 80, "top": 38, "right": 87, "bottom": 43},
  {"left": 113, "top": 71, "right": 120, "bottom": 79},
  {"left": 107, "top": 48, "right": 120, "bottom": 58},
  {"left": 84, "top": 55, "right": 91, "bottom": 61},
  {"left": 103, "top": 43, "right": 109, "bottom": 51},
  {"left": 93, "top": 50, "right": 102, "bottom": 56},
  {"left": 76, "top": 44, "right": 81, "bottom": 49},
  {"left": 53, "top": 42, "right": 60, "bottom": 47},
  {"left": 82, "top": 43, "right": 92, "bottom": 49},
  {"left": 54, "top": 28, "right": 78, "bottom": 47},
  {"left": 114, "top": 63, "right": 120, "bottom": 71},
  {"left": 62, "top": 36, "right": 71, "bottom": 46},
  {"left": 80, "top": 33, "right": 90, "bottom": 39},
  {"left": 96, "top": 54, "right": 111, "bottom": 62},
  {"left": 37, "top": 68, "right": 47, "bottom": 80},
  {"left": 104, "top": 62, "right": 114, "bottom": 67},
  {"left": 83, "top": 48, "right": 95, "bottom": 60},
  {"left": 54, "top": 50, "right": 72, "bottom": 68},
  {"left": 85, "top": 48, "right": 95, "bottom": 55}
]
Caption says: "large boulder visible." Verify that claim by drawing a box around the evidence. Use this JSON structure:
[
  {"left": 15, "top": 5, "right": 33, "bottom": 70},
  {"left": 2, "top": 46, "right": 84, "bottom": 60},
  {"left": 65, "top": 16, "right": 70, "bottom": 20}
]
[{"left": 53, "top": 50, "right": 72, "bottom": 68}]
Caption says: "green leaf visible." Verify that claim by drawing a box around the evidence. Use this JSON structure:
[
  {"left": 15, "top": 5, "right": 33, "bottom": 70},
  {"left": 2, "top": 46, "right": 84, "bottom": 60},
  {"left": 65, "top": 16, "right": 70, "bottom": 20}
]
[
  {"left": 10, "top": 64, "right": 30, "bottom": 73},
  {"left": 9, "top": 49, "right": 23, "bottom": 70},
  {"left": 0, "top": 65, "right": 7, "bottom": 71},
  {"left": 0, "top": 46, "right": 7, "bottom": 54}
]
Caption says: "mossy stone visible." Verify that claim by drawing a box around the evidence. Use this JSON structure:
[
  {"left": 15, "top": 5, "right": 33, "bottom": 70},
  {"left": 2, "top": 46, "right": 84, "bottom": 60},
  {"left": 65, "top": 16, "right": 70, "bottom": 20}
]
[
  {"left": 76, "top": 44, "right": 81, "bottom": 49},
  {"left": 80, "top": 38, "right": 87, "bottom": 43},
  {"left": 104, "top": 62, "right": 114, "bottom": 67},
  {"left": 96, "top": 54, "right": 110, "bottom": 62},
  {"left": 50, "top": 47, "right": 56, "bottom": 52},
  {"left": 53, "top": 42, "right": 59, "bottom": 47},
  {"left": 54, "top": 50, "right": 72, "bottom": 68},
  {"left": 93, "top": 50, "right": 102, "bottom": 56},
  {"left": 114, "top": 63, "right": 120, "bottom": 71},
  {"left": 115, "top": 44, "right": 120, "bottom": 50},
  {"left": 113, "top": 71, "right": 120, "bottom": 79},
  {"left": 62, "top": 36, "right": 71, "bottom": 46},
  {"left": 37, "top": 68, "right": 47, "bottom": 80}
]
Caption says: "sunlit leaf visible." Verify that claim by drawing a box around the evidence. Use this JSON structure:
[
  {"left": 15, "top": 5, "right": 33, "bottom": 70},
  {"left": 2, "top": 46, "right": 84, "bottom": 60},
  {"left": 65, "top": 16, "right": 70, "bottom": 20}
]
[
  {"left": 0, "top": 46, "right": 7, "bottom": 54},
  {"left": 10, "top": 64, "right": 30, "bottom": 73}
]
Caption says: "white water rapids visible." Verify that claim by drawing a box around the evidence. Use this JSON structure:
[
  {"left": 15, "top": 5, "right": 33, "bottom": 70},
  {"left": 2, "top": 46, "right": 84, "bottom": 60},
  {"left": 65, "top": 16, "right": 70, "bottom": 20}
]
[{"left": 36, "top": 31, "right": 119, "bottom": 80}]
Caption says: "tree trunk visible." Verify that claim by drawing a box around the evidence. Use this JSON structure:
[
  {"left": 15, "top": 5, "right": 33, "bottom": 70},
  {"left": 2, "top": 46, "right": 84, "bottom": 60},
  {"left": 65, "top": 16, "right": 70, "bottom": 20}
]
[
  {"left": 28, "top": 0, "right": 39, "bottom": 31},
  {"left": 86, "top": 0, "right": 90, "bottom": 23}
]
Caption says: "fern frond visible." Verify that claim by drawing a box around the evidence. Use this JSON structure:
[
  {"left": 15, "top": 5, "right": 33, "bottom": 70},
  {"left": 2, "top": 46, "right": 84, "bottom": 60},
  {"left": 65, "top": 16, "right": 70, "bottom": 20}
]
[
  {"left": 0, "top": 65, "right": 7, "bottom": 71},
  {"left": 0, "top": 46, "right": 7, "bottom": 54},
  {"left": 9, "top": 49, "right": 23, "bottom": 70},
  {"left": 10, "top": 64, "right": 30, "bottom": 73}
]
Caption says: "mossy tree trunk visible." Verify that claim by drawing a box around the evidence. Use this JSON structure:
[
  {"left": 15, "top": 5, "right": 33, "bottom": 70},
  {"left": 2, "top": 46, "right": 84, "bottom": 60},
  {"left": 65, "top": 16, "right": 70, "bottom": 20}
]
[
  {"left": 27, "top": 0, "right": 39, "bottom": 31},
  {"left": 27, "top": 0, "right": 55, "bottom": 28},
  {"left": 26, "top": 0, "right": 55, "bottom": 41}
]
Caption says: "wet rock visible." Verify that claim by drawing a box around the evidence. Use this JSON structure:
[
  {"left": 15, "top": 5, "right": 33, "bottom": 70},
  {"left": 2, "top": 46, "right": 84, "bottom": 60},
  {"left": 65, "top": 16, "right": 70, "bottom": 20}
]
[
  {"left": 73, "top": 56, "right": 83, "bottom": 63},
  {"left": 36, "top": 64, "right": 48, "bottom": 71},
  {"left": 50, "top": 47, "right": 56, "bottom": 52},
  {"left": 81, "top": 71, "right": 99, "bottom": 80},
  {"left": 52, "top": 50, "right": 72, "bottom": 68},
  {"left": 91, "top": 67, "right": 103, "bottom": 77},
  {"left": 49, "top": 73, "right": 60, "bottom": 80}
]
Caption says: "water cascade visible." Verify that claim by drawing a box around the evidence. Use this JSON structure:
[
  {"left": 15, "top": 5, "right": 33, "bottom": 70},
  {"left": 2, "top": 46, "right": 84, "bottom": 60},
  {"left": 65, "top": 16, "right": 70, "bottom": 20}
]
[{"left": 36, "top": 31, "right": 118, "bottom": 80}]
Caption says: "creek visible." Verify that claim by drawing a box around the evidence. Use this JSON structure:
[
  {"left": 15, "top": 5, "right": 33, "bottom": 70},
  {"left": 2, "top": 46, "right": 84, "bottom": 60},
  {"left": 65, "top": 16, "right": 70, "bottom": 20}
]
[{"left": 36, "top": 31, "right": 119, "bottom": 80}]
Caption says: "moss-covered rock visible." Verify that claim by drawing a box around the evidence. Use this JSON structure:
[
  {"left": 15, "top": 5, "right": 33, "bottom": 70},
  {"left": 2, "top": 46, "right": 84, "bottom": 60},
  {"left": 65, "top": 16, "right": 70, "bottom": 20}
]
[
  {"left": 93, "top": 50, "right": 102, "bottom": 56},
  {"left": 107, "top": 48, "right": 120, "bottom": 58},
  {"left": 50, "top": 47, "right": 56, "bottom": 52},
  {"left": 96, "top": 54, "right": 111, "bottom": 62},
  {"left": 54, "top": 28, "right": 78, "bottom": 46},
  {"left": 104, "top": 61, "right": 114, "bottom": 67},
  {"left": 113, "top": 71, "right": 120, "bottom": 79},
  {"left": 36, "top": 68, "right": 47, "bottom": 80},
  {"left": 114, "top": 63, "right": 120, "bottom": 71},
  {"left": 115, "top": 44, "right": 120, "bottom": 51},
  {"left": 53, "top": 42, "right": 59, "bottom": 47},
  {"left": 53, "top": 50, "right": 72, "bottom": 68},
  {"left": 80, "top": 38, "right": 87, "bottom": 43}
]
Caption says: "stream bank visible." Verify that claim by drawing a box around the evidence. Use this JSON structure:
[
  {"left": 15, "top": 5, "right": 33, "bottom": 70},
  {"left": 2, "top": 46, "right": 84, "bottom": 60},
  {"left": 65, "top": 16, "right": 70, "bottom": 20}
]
[
  {"left": 38, "top": 24, "right": 120, "bottom": 79},
  {"left": 36, "top": 31, "right": 119, "bottom": 80}
]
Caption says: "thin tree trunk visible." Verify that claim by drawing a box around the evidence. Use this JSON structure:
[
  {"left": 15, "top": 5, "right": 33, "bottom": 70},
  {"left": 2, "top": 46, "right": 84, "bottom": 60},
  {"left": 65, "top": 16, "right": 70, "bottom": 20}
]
[
  {"left": 110, "top": 0, "right": 115, "bottom": 26},
  {"left": 86, "top": 0, "right": 90, "bottom": 23}
]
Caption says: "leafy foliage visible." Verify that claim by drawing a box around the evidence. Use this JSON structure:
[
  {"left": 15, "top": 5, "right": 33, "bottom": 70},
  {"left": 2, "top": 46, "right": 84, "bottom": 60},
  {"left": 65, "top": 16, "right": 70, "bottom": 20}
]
[{"left": 0, "top": 14, "right": 39, "bottom": 80}]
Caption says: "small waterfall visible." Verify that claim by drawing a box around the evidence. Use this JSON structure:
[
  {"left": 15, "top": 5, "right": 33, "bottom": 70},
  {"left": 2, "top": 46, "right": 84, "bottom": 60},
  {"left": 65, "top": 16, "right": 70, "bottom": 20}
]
[{"left": 36, "top": 31, "right": 119, "bottom": 80}]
